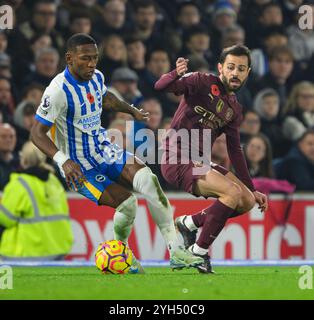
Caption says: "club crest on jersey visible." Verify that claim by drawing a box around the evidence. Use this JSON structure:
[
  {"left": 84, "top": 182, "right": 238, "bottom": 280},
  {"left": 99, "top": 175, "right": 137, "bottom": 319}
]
[
  {"left": 87, "top": 93, "right": 94, "bottom": 104},
  {"left": 96, "top": 90, "right": 101, "bottom": 104},
  {"left": 95, "top": 174, "right": 106, "bottom": 182},
  {"left": 225, "top": 107, "right": 234, "bottom": 121}
]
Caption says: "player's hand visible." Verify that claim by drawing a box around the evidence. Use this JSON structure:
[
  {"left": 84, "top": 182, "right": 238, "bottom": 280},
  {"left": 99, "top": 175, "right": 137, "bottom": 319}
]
[
  {"left": 176, "top": 57, "right": 189, "bottom": 76},
  {"left": 62, "top": 159, "right": 86, "bottom": 191},
  {"left": 253, "top": 191, "right": 268, "bottom": 212},
  {"left": 132, "top": 107, "right": 150, "bottom": 122}
]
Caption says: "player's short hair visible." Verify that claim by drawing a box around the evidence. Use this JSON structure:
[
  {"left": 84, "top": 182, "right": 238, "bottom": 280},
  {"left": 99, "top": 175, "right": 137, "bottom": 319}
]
[
  {"left": 66, "top": 33, "right": 96, "bottom": 52},
  {"left": 219, "top": 45, "right": 251, "bottom": 68}
]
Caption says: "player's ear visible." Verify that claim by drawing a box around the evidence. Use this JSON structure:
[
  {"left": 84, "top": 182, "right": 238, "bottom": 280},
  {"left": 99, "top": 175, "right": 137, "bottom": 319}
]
[
  {"left": 217, "top": 63, "right": 223, "bottom": 74},
  {"left": 65, "top": 51, "right": 73, "bottom": 66}
]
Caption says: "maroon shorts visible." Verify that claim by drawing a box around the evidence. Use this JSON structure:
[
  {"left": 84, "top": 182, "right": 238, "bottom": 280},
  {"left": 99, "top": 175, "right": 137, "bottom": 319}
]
[{"left": 161, "top": 159, "right": 229, "bottom": 195}]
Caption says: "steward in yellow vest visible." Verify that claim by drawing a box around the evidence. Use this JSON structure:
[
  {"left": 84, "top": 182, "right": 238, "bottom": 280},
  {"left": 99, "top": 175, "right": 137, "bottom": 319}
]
[{"left": 0, "top": 142, "right": 73, "bottom": 260}]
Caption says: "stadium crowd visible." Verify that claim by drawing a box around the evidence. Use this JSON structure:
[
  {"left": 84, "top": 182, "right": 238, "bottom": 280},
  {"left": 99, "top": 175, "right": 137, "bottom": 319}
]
[{"left": 1, "top": 0, "right": 314, "bottom": 192}]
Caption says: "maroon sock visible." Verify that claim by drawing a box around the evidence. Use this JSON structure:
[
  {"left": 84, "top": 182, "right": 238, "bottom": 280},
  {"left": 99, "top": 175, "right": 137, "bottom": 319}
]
[
  {"left": 192, "top": 207, "right": 241, "bottom": 227},
  {"left": 196, "top": 200, "right": 234, "bottom": 250}
]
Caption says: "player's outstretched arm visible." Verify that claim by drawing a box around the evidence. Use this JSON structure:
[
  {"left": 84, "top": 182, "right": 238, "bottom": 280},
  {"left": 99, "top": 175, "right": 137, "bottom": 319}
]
[
  {"left": 30, "top": 120, "right": 85, "bottom": 191},
  {"left": 102, "top": 91, "right": 149, "bottom": 122}
]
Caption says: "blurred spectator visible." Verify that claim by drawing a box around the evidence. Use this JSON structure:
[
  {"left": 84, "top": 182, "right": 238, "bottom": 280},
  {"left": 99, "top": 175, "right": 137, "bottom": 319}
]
[
  {"left": 275, "top": 129, "right": 314, "bottom": 190},
  {"left": 132, "top": 0, "right": 176, "bottom": 52},
  {"left": 251, "top": 46, "right": 295, "bottom": 107},
  {"left": 98, "top": 34, "right": 127, "bottom": 83},
  {"left": 278, "top": 0, "right": 304, "bottom": 26},
  {"left": 211, "top": 133, "right": 231, "bottom": 171},
  {"left": 108, "top": 67, "right": 143, "bottom": 106},
  {"left": 251, "top": 26, "right": 289, "bottom": 78},
  {"left": 0, "top": 31, "right": 8, "bottom": 54},
  {"left": 142, "top": 98, "right": 162, "bottom": 132},
  {"left": 244, "top": 1, "right": 284, "bottom": 48},
  {"left": 282, "top": 81, "right": 314, "bottom": 142},
  {"left": 253, "top": 88, "right": 288, "bottom": 157},
  {"left": 240, "top": 110, "right": 261, "bottom": 144},
  {"left": 244, "top": 133, "right": 274, "bottom": 178},
  {"left": 94, "top": 0, "right": 127, "bottom": 38},
  {"left": 22, "top": 47, "right": 60, "bottom": 89},
  {"left": 0, "top": 77, "right": 15, "bottom": 123},
  {"left": 221, "top": 24, "right": 246, "bottom": 49},
  {"left": 14, "top": 33, "right": 53, "bottom": 86},
  {"left": 287, "top": 3, "right": 314, "bottom": 68},
  {"left": 210, "top": 1, "right": 237, "bottom": 57},
  {"left": 68, "top": 10, "right": 92, "bottom": 37},
  {"left": 57, "top": 0, "right": 102, "bottom": 32},
  {"left": 139, "top": 48, "right": 171, "bottom": 98},
  {"left": 10, "top": 0, "right": 64, "bottom": 57},
  {"left": 187, "top": 54, "right": 210, "bottom": 73},
  {"left": 0, "top": 123, "right": 19, "bottom": 190},
  {"left": 126, "top": 37, "right": 146, "bottom": 77},
  {"left": 108, "top": 118, "right": 128, "bottom": 150},
  {"left": 181, "top": 25, "right": 213, "bottom": 67},
  {"left": 0, "top": 141, "right": 73, "bottom": 260},
  {"left": 228, "top": 0, "right": 242, "bottom": 14},
  {"left": 14, "top": 102, "right": 37, "bottom": 154},
  {"left": 14, "top": 83, "right": 45, "bottom": 129},
  {"left": 0, "top": 53, "right": 12, "bottom": 80},
  {"left": 176, "top": 1, "right": 201, "bottom": 34}
]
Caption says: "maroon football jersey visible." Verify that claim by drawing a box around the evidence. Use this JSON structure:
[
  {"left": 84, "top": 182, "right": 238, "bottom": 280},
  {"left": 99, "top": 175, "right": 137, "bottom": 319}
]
[{"left": 155, "top": 69, "right": 255, "bottom": 191}]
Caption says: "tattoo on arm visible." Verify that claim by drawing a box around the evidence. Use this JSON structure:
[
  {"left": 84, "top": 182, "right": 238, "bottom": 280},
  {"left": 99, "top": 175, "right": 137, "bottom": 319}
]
[{"left": 102, "top": 91, "right": 135, "bottom": 115}]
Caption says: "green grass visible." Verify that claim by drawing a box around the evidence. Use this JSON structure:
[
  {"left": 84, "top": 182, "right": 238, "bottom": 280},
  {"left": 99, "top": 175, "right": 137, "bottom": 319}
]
[{"left": 0, "top": 266, "right": 313, "bottom": 300}]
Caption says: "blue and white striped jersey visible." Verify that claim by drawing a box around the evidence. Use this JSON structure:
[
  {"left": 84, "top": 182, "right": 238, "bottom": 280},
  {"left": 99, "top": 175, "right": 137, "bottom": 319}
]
[{"left": 35, "top": 67, "right": 116, "bottom": 172}]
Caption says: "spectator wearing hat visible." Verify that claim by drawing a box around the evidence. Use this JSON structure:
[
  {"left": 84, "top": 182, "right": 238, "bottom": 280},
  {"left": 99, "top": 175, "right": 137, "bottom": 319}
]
[{"left": 108, "top": 67, "right": 143, "bottom": 107}]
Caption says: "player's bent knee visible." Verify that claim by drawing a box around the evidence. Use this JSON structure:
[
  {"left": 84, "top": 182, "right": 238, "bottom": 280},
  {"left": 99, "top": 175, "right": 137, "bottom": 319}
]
[
  {"left": 228, "top": 183, "right": 243, "bottom": 200},
  {"left": 243, "top": 191, "right": 256, "bottom": 212}
]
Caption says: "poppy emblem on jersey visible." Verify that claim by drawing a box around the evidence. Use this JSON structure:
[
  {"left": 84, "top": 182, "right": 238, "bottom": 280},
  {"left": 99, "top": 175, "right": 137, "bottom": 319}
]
[
  {"left": 87, "top": 93, "right": 95, "bottom": 104},
  {"left": 211, "top": 84, "right": 220, "bottom": 96}
]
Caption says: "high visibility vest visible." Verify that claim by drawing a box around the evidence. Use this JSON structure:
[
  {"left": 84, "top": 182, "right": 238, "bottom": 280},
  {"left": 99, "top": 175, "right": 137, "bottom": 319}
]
[{"left": 0, "top": 172, "right": 73, "bottom": 259}]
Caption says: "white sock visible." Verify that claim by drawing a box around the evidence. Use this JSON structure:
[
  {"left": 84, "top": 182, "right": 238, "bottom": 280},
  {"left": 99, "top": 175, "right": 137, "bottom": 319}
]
[
  {"left": 190, "top": 243, "right": 208, "bottom": 256},
  {"left": 113, "top": 194, "right": 137, "bottom": 243},
  {"left": 133, "top": 166, "right": 179, "bottom": 251},
  {"left": 183, "top": 215, "right": 198, "bottom": 231}
]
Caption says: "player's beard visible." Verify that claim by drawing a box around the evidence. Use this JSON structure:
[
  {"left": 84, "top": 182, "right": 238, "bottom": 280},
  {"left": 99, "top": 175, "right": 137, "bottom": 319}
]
[{"left": 221, "top": 74, "right": 243, "bottom": 93}]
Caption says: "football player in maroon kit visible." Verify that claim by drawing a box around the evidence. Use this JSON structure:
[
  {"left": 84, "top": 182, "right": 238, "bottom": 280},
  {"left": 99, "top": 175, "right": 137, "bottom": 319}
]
[{"left": 154, "top": 45, "right": 268, "bottom": 273}]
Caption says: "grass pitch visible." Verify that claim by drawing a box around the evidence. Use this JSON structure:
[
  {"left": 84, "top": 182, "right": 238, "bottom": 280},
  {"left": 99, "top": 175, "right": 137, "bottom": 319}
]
[{"left": 0, "top": 266, "right": 313, "bottom": 300}]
